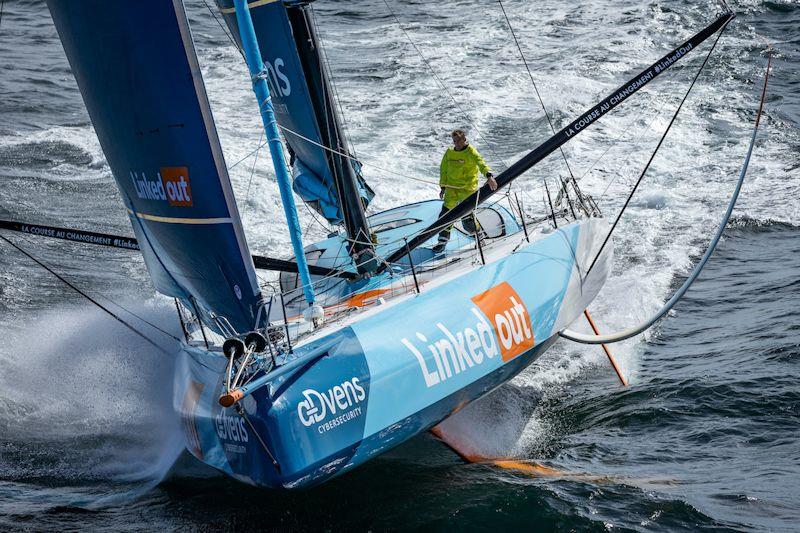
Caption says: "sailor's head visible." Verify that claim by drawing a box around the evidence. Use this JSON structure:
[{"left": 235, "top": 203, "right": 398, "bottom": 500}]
[{"left": 451, "top": 129, "right": 468, "bottom": 150}]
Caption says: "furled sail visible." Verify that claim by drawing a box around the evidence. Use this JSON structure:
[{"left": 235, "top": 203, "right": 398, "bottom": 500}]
[
  {"left": 47, "top": 0, "right": 262, "bottom": 333},
  {"left": 215, "top": 0, "right": 375, "bottom": 228}
]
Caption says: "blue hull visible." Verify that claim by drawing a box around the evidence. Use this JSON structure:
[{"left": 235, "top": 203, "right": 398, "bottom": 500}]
[{"left": 174, "top": 218, "right": 612, "bottom": 489}]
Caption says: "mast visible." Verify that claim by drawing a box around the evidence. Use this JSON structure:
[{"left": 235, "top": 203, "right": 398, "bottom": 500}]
[
  {"left": 285, "top": 3, "right": 377, "bottom": 274},
  {"left": 382, "top": 11, "right": 733, "bottom": 268},
  {"left": 233, "top": 0, "right": 317, "bottom": 306}
]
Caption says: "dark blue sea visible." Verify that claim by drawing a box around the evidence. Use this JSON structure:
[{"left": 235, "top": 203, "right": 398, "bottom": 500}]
[{"left": 1, "top": 0, "right": 798, "bottom": 530}]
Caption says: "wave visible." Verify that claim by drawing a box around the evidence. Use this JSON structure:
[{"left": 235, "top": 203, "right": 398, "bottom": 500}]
[
  {"left": 726, "top": 214, "right": 800, "bottom": 232},
  {"left": 0, "top": 126, "right": 106, "bottom": 173},
  {"left": 0, "top": 301, "right": 184, "bottom": 508}
]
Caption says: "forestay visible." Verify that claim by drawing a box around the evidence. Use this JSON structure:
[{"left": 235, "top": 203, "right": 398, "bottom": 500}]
[{"left": 46, "top": 0, "right": 262, "bottom": 333}]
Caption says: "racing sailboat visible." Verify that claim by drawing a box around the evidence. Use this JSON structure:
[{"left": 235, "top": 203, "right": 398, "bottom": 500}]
[{"left": 27, "top": 0, "right": 744, "bottom": 488}]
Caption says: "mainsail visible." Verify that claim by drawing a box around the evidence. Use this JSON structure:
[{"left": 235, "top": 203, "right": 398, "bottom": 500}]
[
  {"left": 216, "top": 0, "right": 377, "bottom": 272},
  {"left": 47, "top": 0, "right": 262, "bottom": 333}
]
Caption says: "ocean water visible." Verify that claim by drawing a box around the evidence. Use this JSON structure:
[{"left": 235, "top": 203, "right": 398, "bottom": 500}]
[{"left": 1, "top": 0, "right": 799, "bottom": 530}]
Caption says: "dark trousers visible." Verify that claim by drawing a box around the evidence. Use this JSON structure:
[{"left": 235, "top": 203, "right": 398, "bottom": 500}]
[{"left": 436, "top": 206, "right": 478, "bottom": 249}]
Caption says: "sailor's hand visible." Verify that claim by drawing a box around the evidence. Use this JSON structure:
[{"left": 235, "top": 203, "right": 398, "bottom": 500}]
[
  {"left": 439, "top": 188, "right": 445, "bottom": 199},
  {"left": 487, "top": 174, "right": 498, "bottom": 191}
]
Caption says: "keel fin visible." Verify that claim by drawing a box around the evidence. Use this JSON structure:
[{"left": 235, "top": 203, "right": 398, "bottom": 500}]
[{"left": 431, "top": 427, "right": 600, "bottom": 480}]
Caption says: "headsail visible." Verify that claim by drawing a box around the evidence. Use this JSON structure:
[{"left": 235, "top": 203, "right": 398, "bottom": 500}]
[
  {"left": 47, "top": 0, "right": 262, "bottom": 333},
  {"left": 216, "top": 0, "right": 377, "bottom": 272},
  {"left": 215, "top": 0, "right": 374, "bottom": 226}
]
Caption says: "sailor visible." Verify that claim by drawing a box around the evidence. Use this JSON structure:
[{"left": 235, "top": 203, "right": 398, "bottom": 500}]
[{"left": 434, "top": 129, "right": 497, "bottom": 254}]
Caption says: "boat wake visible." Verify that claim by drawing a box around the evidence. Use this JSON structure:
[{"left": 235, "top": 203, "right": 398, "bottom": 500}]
[{"left": 0, "top": 300, "right": 184, "bottom": 509}]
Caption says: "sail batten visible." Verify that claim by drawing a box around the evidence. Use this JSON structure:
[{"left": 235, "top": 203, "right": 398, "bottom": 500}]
[{"left": 47, "top": 0, "right": 263, "bottom": 333}]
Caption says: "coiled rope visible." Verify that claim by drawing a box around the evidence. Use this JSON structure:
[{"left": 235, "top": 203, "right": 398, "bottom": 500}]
[{"left": 560, "top": 48, "right": 771, "bottom": 345}]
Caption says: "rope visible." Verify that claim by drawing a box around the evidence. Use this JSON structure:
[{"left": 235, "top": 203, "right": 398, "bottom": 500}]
[
  {"left": 586, "top": 21, "right": 729, "bottom": 276},
  {"left": 381, "top": 0, "right": 509, "bottom": 169},
  {"left": 0, "top": 234, "right": 175, "bottom": 354},
  {"left": 241, "top": 130, "right": 264, "bottom": 221},
  {"left": 202, "top": 0, "right": 245, "bottom": 61},
  {"left": 561, "top": 48, "right": 771, "bottom": 345},
  {"left": 278, "top": 123, "right": 469, "bottom": 191},
  {"left": 496, "top": 0, "right": 577, "bottom": 184}
]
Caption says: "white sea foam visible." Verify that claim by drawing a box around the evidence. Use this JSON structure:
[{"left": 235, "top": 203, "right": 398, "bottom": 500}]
[{"left": 0, "top": 299, "right": 184, "bottom": 499}]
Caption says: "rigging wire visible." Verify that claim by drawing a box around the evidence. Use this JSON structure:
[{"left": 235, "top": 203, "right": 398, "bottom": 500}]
[
  {"left": 302, "top": 199, "right": 335, "bottom": 235},
  {"left": 9, "top": 233, "right": 182, "bottom": 343},
  {"left": 278, "top": 123, "right": 461, "bottom": 190},
  {"left": 241, "top": 130, "right": 264, "bottom": 221},
  {"left": 564, "top": 42, "right": 691, "bottom": 203},
  {"left": 509, "top": 23, "right": 690, "bottom": 215},
  {"left": 586, "top": 20, "right": 730, "bottom": 276},
  {"left": 496, "top": 1, "right": 578, "bottom": 186},
  {"left": 0, "top": 234, "right": 176, "bottom": 355},
  {"left": 310, "top": 4, "right": 360, "bottom": 162},
  {"left": 201, "top": 0, "right": 245, "bottom": 61},
  {"left": 563, "top": 47, "right": 772, "bottom": 345},
  {"left": 381, "top": 0, "right": 509, "bottom": 169},
  {"left": 9, "top": 233, "right": 183, "bottom": 343},
  {"left": 307, "top": 6, "right": 351, "bottom": 241},
  {"left": 228, "top": 139, "right": 269, "bottom": 171},
  {"left": 496, "top": 0, "right": 591, "bottom": 217},
  {"left": 597, "top": 104, "right": 667, "bottom": 201}
]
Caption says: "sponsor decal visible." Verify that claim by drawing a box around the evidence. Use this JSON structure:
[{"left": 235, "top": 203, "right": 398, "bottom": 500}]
[
  {"left": 180, "top": 380, "right": 205, "bottom": 459},
  {"left": 264, "top": 57, "right": 291, "bottom": 97},
  {"left": 215, "top": 411, "right": 249, "bottom": 454},
  {"left": 130, "top": 167, "right": 193, "bottom": 207},
  {"left": 17, "top": 224, "right": 138, "bottom": 249},
  {"left": 160, "top": 167, "right": 193, "bottom": 206},
  {"left": 471, "top": 282, "right": 535, "bottom": 362},
  {"left": 297, "top": 377, "right": 366, "bottom": 434},
  {"left": 563, "top": 44, "right": 692, "bottom": 140},
  {"left": 403, "top": 282, "right": 534, "bottom": 388}
]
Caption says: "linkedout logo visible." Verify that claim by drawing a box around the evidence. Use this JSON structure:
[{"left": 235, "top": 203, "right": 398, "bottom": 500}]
[
  {"left": 402, "top": 282, "right": 534, "bottom": 388},
  {"left": 130, "top": 167, "right": 193, "bottom": 207},
  {"left": 470, "top": 282, "right": 535, "bottom": 361},
  {"left": 297, "top": 378, "right": 366, "bottom": 433}
]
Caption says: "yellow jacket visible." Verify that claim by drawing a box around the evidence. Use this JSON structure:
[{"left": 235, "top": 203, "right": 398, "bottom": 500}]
[{"left": 439, "top": 145, "right": 492, "bottom": 209}]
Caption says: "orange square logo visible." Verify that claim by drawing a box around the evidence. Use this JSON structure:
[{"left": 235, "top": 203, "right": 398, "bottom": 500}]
[
  {"left": 471, "top": 282, "right": 534, "bottom": 362},
  {"left": 160, "top": 167, "right": 193, "bottom": 207}
]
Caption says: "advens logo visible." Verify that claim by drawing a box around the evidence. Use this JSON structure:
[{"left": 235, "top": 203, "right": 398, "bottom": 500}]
[
  {"left": 297, "top": 377, "right": 366, "bottom": 434},
  {"left": 130, "top": 167, "right": 193, "bottom": 207},
  {"left": 215, "top": 411, "right": 249, "bottom": 444},
  {"left": 402, "top": 282, "right": 534, "bottom": 388}
]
